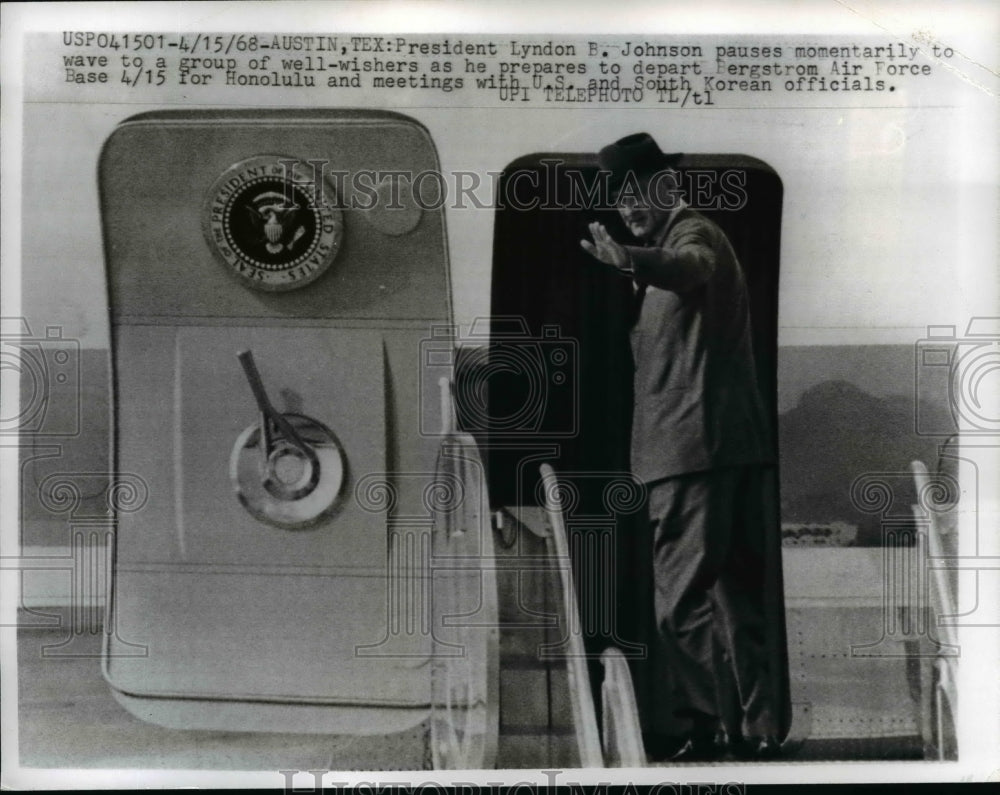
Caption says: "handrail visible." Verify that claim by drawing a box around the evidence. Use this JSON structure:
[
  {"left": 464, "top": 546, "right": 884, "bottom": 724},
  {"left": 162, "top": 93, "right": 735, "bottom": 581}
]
[
  {"left": 599, "top": 647, "right": 646, "bottom": 767},
  {"left": 539, "top": 463, "right": 604, "bottom": 768},
  {"left": 910, "top": 460, "right": 959, "bottom": 648},
  {"left": 910, "top": 458, "right": 959, "bottom": 760},
  {"left": 429, "top": 426, "right": 500, "bottom": 769}
]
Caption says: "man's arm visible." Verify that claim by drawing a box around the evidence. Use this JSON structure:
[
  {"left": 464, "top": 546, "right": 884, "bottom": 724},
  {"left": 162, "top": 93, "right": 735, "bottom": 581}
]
[
  {"left": 628, "top": 219, "right": 717, "bottom": 293},
  {"left": 580, "top": 218, "right": 717, "bottom": 293}
]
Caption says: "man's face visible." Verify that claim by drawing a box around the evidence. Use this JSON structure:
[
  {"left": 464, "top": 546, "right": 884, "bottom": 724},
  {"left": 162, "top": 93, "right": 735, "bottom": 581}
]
[{"left": 616, "top": 177, "right": 672, "bottom": 241}]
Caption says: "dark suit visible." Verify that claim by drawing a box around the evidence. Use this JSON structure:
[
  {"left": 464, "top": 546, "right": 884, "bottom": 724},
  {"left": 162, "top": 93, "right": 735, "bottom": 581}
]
[
  {"left": 628, "top": 205, "right": 771, "bottom": 481},
  {"left": 624, "top": 203, "right": 778, "bottom": 740}
]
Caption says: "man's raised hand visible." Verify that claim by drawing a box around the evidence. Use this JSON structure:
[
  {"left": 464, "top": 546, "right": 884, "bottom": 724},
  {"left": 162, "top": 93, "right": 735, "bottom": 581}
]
[{"left": 580, "top": 222, "right": 630, "bottom": 274}]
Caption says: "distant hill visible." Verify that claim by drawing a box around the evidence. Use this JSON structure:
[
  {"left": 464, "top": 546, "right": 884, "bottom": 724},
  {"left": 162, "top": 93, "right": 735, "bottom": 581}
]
[{"left": 778, "top": 379, "right": 954, "bottom": 545}]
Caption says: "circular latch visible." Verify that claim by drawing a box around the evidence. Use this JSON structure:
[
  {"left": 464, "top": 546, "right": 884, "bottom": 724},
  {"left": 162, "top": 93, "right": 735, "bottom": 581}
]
[
  {"left": 231, "top": 413, "right": 345, "bottom": 529},
  {"left": 230, "top": 350, "right": 345, "bottom": 529}
]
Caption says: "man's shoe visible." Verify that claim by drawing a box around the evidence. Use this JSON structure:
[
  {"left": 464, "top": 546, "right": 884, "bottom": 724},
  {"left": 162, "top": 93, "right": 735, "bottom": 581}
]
[
  {"left": 734, "top": 735, "right": 783, "bottom": 761},
  {"left": 712, "top": 726, "right": 733, "bottom": 759},
  {"left": 646, "top": 734, "right": 722, "bottom": 763}
]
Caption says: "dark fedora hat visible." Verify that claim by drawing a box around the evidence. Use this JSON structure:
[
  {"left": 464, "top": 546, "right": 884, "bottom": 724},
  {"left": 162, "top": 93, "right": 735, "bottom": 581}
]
[{"left": 598, "top": 132, "right": 682, "bottom": 192}]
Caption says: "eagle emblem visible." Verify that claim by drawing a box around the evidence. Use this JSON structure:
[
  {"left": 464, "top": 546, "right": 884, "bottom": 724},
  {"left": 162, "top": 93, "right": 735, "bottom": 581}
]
[{"left": 245, "top": 191, "right": 306, "bottom": 255}]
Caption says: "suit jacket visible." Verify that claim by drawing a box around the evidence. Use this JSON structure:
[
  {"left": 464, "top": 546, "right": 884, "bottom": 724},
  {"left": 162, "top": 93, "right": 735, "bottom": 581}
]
[{"left": 625, "top": 204, "right": 773, "bottom": 483}]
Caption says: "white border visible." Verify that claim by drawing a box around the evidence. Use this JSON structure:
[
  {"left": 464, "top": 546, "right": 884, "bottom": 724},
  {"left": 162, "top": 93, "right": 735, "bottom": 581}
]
[{"left": 3, "top": 1, "right": 998, "bottom": 788}]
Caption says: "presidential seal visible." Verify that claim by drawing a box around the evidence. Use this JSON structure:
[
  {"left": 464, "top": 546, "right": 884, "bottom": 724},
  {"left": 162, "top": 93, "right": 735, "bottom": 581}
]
[{"left": 203, "top": 155, "right": 343, "bottom": 291}]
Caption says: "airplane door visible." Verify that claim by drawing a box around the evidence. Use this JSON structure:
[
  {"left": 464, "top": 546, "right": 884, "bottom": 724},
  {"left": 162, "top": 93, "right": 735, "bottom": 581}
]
[{"left": 99, "top": 110, "right": 460, "bottom": 737}]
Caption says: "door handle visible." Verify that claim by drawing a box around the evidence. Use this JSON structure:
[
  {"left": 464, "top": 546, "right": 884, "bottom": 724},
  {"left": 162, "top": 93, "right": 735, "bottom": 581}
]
[{"left": 237, "top": 349, "right": 321, "bottom": 500}]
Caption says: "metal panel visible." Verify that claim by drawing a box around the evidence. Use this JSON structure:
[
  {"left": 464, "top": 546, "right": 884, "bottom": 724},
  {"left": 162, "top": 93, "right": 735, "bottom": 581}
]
[{"left": 101, "top": 110, "right": 449, "bottom": 733}]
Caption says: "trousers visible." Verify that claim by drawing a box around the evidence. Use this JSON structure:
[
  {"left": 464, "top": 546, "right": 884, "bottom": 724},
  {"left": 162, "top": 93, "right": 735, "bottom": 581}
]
[{"left": 647, "top": 464, "right": 778, "bottom": 739}]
